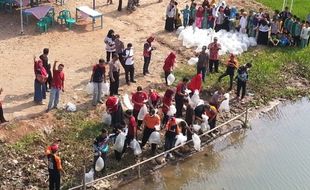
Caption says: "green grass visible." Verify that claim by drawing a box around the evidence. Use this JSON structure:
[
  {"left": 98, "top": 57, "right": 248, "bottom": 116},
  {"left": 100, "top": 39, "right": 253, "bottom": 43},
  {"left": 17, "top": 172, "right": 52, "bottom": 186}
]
[
  {"left": 175, "top": 46, "right": 310, "bottom": 104},
  {"left": 256, "top": 0, "right": 310, "bottom": 19}
]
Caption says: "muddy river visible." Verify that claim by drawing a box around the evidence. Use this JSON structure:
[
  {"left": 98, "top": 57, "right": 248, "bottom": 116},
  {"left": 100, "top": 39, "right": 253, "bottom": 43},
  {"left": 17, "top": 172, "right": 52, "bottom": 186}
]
[{"left": 119, "top": 98, "right": 310, "bottom": 190}]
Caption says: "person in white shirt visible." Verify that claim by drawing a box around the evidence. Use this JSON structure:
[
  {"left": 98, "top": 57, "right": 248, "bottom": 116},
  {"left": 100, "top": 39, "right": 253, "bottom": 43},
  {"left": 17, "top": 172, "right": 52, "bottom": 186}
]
[
  {"left": 300, "top": 22, "right": 310, "bottom": 48},
  {"left": 124, "top": 43, "right": 136, "bottom": 85},
  {"left": 104, "top": 29, "right": 116, "bottom": 62},
  {"left": 239, "top": 12, "right": 248, "bottom": 34}
]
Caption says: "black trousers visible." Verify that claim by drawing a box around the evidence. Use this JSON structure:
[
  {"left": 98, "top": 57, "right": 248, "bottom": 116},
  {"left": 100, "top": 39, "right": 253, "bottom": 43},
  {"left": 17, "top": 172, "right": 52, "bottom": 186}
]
[
  {"left": 118, "top": 53, "right": 125, "bottom": 70},
  {"left": 162, "top": 113, "right": 169, "bottom": 126},
  {"left": 164, "top": 71, "right": 171, "bottom": 85},
  {"left": 141, "top": 127, "right": 156, "bottom": 153},
  {"left": 133, "top": 109, "right": 143, "bottom": 128},
  {"left": 164, "top": 133, "right": 176, "bottom": 151},
  {"left": 143, "top": 56, "right": 151, "bottom": 75},
  {"left": 209, "top": 60, "right": 219, "bottom": 73},
  {"left": 0, "top": 106, "right": 6, "bottom": 123},
  {"left": 109, "top": 71, "right": 119, "bottom": 96},
  {"left": 125, "top": 65, "right": 135, "bottom": 83},
  {"left": 175, "top": 94, "right": 184, "bottom": 118},
  {"left": 197, "top": 66, "right": 207, "bottom": 82},
  {"left": 237, "top": 80, "right": 247, "bottom": 99},
  {"left": 106, "top": 51, "right": 116, "bottom": 63},
  {"left": 293, "top": 36, "right": 300, "bottom": 46},
  {"left": 49, "top": 170, "right": 60, "bottom": 190},
  {"left": 209, "top": 119, "right": 216, "bottom": 130},
  {"left": 117, "top": 0, "right": 122, "bottom": 11},
  {"left": 219, "top": 72, "right": 234, "bottom": 90},
  {"left": 45, "top": 68, "right": 52, "bottom": 90}
]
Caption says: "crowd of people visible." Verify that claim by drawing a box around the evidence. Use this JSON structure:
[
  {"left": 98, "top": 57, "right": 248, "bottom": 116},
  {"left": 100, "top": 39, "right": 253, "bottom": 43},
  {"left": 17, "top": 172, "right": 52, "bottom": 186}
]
[{"left": 165, "top": 0, "right": 310, "bottom": 48}]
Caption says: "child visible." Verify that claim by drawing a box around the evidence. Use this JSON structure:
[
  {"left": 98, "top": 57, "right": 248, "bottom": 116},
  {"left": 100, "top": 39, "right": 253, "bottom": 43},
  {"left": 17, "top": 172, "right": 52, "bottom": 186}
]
[
  {"left": 175, "top": 13, "right": 182, "bottom": 29},
  {"left": 181, "top": 5, "right": 190, "bottom": 27},
  {"left": 0, "top": 88, "right": 7, "bottom": 124},
  {"left": 279, "top": 32, "right": 292, "bottom": 46},
  {"left": 300, "top": 22, "right": 310, "bottom": 48},
  {"left": 236, "top": 63, "right": 252, "bottom": 102}
]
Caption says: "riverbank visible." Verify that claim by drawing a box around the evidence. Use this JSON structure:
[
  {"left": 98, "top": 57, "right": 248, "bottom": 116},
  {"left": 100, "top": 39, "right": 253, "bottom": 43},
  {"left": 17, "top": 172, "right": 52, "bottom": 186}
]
[{"left": 1, "top": 0, "right": 310, "bottom": 189}]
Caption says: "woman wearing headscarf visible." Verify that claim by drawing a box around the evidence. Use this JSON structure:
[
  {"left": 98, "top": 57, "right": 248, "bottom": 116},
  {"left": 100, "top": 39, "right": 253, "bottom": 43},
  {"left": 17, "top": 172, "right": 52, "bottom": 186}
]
[
  {"left": 163, "top": 52, "right": 176, "bottom": 86},
  {"left": 104, "top": 29, "right": 116, "bottom": 62},
  {"left": 34, "top": 56, "right": 48, "bottom": 104},
  {"left": 165, "top": 0, "right": 176, "bottom": 32},
  {"left": 257, "top": 18, "right": 270, "bottom": 45},
  {"left": 143, "top": 36, "right": 155, "bottom": 75},
  {"left": 161, "top": 89, "right": 174, "bottom": 125},
  {"left": 175, "top": 77, "right": 189, "bottom": 117},
  {"left": 106, "top": 95, "right": 125, "bottom": 128},
  {"left": 188, "top": 74, "right": 202, "bottom": 94}
]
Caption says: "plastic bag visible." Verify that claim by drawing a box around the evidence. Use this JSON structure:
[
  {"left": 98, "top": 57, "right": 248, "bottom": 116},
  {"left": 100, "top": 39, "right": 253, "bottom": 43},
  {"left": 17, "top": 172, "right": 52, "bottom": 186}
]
[
  {"left": 129, "top": 139, "right": 142, "bottom": 155},
  {"left": 201, "top": 114, "right": 210, "bottom": 132},
  {"left": 85, "top": 168, "right": 94, "bottom": 183},
  {"left": 190, "top": 90, "right": 201, "bottom": 108},
  {"left": 95, "top": 157, "right": 104, "bottom": 171},
  {"left": 102, "top": 112, "right": 111, "bottom": 125},
  {"left": 187, "top": 57, "right": 198, "bottom": 65},
  {"left": 192, "top": 133, "right": 201, "bottom": 151},
  {"left": 167, "top": 73, "right": 175, "bottom": 86},
  {"left": 193, "top": 124, "right": 201, "bottom": 132},
  {"left": 148, "top": 131, "right": 161, "bottom": 144},
  {"left": 219, "top": 93, "right": 230, "bottom": 112},
  {"left": 66, "top": 102, "right": 76, "bottom": 112},
  {"left": 86, "top": 82, "right": 94, "bottom": 95},
  {"left": 155, "top": 124, "right": 160, "bottom": 131},
  {"left": 137, "top": 104, "right": 148, "bottom": 120},
  {"left": 175, "top": 133, "right": 187, "bottom": 146},
  {"left": 114, "top": 132, "right": 126, "bottom": 153},
  {"left": 101, "top": 82, "right": 110, "bottom": 96},
  {"left": 123, "top": 94, "right": 133, "bottom": 110},
  {"left": 167, "top": 105, "right": 177, "bottom": 116}
]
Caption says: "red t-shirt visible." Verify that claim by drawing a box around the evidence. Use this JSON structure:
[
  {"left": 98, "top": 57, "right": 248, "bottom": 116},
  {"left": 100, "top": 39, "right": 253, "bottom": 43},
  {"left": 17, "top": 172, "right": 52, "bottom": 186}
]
[
  {"left": 132, "top": 91, "right": 148, "bottom": 111},
  {"left": 127, "top": 116, "right": 137, "bottom": 136},
  {"left": 176, "top": 82, "right": 186, "bottom": 95},
  {"left": 51, "top": 70, "right": 65, "bottom": 89},
  {"left": 106, "top": 96, "right": 119, "bottom": 112},
  {"left": 208, "top": 42, "right": 221, "bottom": 61},
  {"left": 162, "top": 96, "right": 172, "bottom": 114}
]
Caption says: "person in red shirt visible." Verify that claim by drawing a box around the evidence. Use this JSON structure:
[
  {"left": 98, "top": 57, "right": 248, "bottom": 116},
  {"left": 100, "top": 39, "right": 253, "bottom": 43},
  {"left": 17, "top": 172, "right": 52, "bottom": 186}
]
[
  {"left": 164, "top": 117, "right": 180, "bottom": 156},
  {"left": 187, "top": 73, "right": 203, "bottom": 94},
  {"left": 47, "top": 144, "right": 66, "bottom": 190},
  {"left": 0, "top": 88, "right": 8, "bottom": 124},
  {"left": 208, "top": 37, "right": 221, "bottom": 73},
  {"left": 175, "top": 77, "right": 189, "bottom": 117},
  {"left": 90, "top": 59, "right": 107, "bottom": 106},
  {"left": 124, "top": 110, "right": 137, "bottom": 152},
  {"left": 47, "top": 61, "right": 64, "bottom": 112},
  {"left": 106, "top": 95, "right": 125, "bottom": 128},
  {"left": 132, "top": 86, "right": 148, "bottom": 127},
  {"left": 148, "top": 89, "right": 161, "bottom": 109},
  {"left": 163, "top": 52, "right": 176, "bottom": 85},
  {"left": 162, "top": 89, "right": 174, "bottom": 125},
  {"left": 45, "top": 139, "right": 61, "bottom": 156},
  {"left": 143, "top": 36, "right": 155, "bottom": 75}
]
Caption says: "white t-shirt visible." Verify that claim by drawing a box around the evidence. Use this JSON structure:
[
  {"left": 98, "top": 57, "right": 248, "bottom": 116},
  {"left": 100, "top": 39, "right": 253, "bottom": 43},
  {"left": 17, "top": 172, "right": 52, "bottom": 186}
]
[
  {"left": 104, "top": 37, "right": 116, "bottom": 52},
  {"left": 240, "top": 16, "right": 248, "bottom": 29},
  {"left": 300, "top": 27, "right": 310, "bottom": 40},
  {"left": 124, "top": 48, "right": 134, "bottom": 66}
]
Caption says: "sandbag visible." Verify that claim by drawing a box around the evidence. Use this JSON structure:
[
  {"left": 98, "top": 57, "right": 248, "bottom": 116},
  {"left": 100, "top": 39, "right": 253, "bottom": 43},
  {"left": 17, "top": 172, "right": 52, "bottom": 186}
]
[
  {"left": 175, "top": 133, "right": 187, "bottom": 146},
  {"left": 192, "top": 133, "right": 201, "bottom": 151},
  {"left": 114, "top": 132, "right": 126, "bottom": 153},
  {"left": 190, "top": 90, "right": 201, "bottom": 107},
  {"left": 86, "top": 82, "right": 94, "bottom": 95},
  {"left": 95, "top": 157, "right": 104, "bottom": 172},
  {"left": 123, "top": 94, "right": 133, "bottom": 110},
  {"left": 219, "top": 93, "right": 230, "bottom": 112},
  {"left": 167, "top": 105, "right": 177, "bottom": 116},
  {"left": 167, "top": 73, "right": 176, "bottom": 86},
  {"left": 101, "top": 82, "right": 110, "bottom": 96},
  {"left": 193, "top": 124, "right": 201, "bottom": 132},
  {"left": 85, "top": 168, "right": 94, "bottom": 183},
  {"left": 148, "top": 131, "right": 161, "bottom": 144},
  {"left": 155, "top": 124, "right": 160, "bottom": 131},
  {"left": 137, "top": 104, "right": 148, "bottom": 120},
  {"left": 201, "top": 114, "right": 210, "bottom": 132},
  {"left": 66, "top": 102, "right": 76, "bottom": 112},
  {"left": 102, "top": 112, "right": 112, "bottom": 125},
  {"left": 129, "top": 139, "right": 142, "bottom": 155}
]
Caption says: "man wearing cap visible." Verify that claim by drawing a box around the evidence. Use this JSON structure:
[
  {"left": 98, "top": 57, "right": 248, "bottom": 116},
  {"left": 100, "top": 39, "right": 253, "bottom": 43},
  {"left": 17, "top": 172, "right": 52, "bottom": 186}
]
[
  {"left": 106, "top": 95, "right": 125, "bottom": 128},
  {"left": 90, "top": 59, "right": 107, "bottom": 106},
  {"left": 132, "top": 86, "right": 148, "bottom": 127},
  {"left": 47, "top": 143, "right": 65, "bottom": 190},
  {"left": 208, "top": 37, "right": 221, "bottom": 73}
]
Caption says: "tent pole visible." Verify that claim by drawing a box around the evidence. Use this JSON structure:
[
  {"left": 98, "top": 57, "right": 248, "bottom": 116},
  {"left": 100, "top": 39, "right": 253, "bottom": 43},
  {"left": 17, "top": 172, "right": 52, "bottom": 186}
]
[
  {"left": 20, "top": 0, "right": 24, "bottom": 35},
  {"left": 290, "top": 0, "right": 293, "bottom": 12}
]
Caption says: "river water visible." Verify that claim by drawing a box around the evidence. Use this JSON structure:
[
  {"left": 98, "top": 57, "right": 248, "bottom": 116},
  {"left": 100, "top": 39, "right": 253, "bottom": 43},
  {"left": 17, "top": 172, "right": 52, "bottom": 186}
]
[{"left": 119, "top": 98, "right": 310, "bottom": 190}]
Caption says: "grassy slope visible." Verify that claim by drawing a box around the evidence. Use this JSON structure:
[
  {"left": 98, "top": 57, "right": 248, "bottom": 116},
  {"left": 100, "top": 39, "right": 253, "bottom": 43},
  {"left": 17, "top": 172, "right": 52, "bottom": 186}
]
[{"left": 257, "top": 0, "right": 310, "bottom": 19}]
